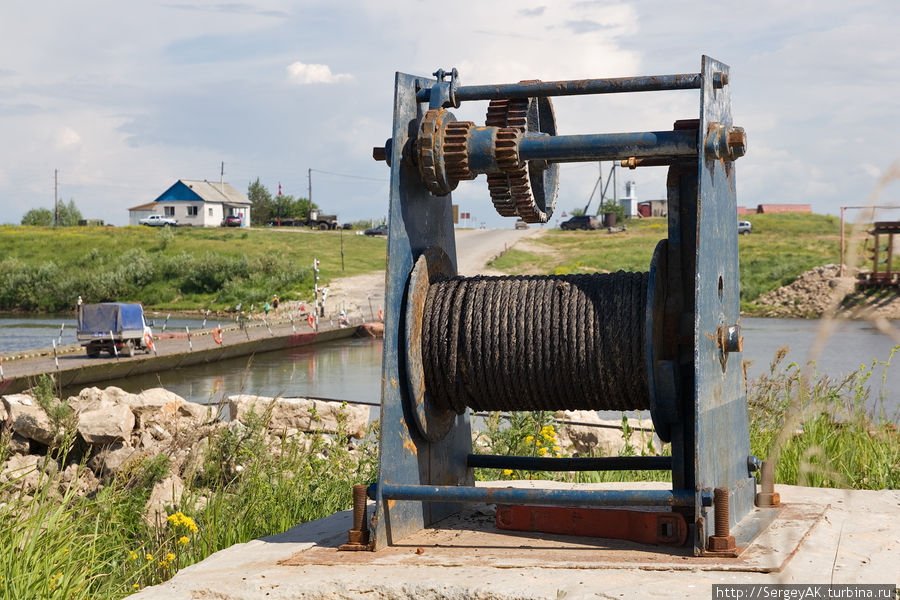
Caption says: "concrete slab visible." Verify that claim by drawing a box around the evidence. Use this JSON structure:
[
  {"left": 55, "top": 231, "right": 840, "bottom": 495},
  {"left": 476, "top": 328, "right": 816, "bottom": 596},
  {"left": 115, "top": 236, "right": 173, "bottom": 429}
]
[{"left": 134, "top": 482, "right": 900, "bottom": 599}]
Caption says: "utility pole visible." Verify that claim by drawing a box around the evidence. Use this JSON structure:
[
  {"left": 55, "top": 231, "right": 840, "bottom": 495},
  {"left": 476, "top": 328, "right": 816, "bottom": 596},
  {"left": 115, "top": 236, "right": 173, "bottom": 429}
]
[
  {"left": 220, "top": 161, "right": 225, "bottom": 194},
  {"left": 54, "top": 169, "right": 59, "bottom": 226},
  {"left": 308, "top": 168, "right": 312, "bottom": 205}
]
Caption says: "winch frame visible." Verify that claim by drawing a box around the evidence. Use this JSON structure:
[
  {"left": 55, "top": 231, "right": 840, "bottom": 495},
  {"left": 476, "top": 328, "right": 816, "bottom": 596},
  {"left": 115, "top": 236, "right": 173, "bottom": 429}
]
[{"left": 370, "top": 56, "right": 767, "bottom": 555}]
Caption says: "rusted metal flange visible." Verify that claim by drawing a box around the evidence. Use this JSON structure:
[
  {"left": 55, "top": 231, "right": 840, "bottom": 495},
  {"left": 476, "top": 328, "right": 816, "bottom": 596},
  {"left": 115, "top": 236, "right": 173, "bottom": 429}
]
[{"left": 404, "top": 247, "right": 457, "bottom": 442}]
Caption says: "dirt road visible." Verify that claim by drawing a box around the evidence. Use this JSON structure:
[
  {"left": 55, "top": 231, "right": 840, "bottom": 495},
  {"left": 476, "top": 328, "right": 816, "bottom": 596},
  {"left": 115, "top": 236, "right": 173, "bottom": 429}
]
[{"left": 326, "top": 227, "right": 543, "bottom": 320}]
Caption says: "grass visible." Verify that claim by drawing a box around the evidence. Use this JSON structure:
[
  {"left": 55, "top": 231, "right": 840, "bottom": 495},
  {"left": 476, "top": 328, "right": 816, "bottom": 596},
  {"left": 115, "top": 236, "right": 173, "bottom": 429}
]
[
  {"left": 490, "top": 213, "right": 846, "bottom": 315},
  {"left": 0, "top": 225, "right": 386, "bottom": 313},
  {"left": 0, "top": 398, "right": 376, "bottom": 599},
  {"left": 475, "top": 347, "right": 899, "bottom": 489}
]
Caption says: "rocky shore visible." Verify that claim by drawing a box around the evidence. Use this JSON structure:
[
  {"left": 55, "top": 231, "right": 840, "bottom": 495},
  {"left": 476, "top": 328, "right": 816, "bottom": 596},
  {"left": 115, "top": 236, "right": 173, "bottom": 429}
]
[
  {"left": 0, "top": 386, "right": 369, "bottom": 525},
  {"left": 752, "top": 264, "right": 900, "bottom": 319}
]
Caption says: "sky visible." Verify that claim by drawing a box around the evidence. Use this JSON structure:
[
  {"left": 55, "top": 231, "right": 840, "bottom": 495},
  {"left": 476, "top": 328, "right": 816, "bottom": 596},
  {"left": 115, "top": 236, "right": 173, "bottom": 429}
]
[{"left": 1, "top": 1, "right": 898, "bottom": 227}]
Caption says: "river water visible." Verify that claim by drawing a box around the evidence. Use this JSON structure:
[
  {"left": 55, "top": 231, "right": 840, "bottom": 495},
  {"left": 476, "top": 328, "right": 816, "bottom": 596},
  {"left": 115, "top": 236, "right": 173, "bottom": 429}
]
[{"left": 4, "top": 315, "right": 898, "bottom": 421}]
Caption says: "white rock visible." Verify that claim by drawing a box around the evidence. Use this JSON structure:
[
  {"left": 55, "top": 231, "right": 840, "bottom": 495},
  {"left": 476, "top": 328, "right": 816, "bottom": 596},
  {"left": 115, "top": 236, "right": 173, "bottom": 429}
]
[
  {"left": 144, "top": 474, "right": 185, "bottom": 528},
  {"left": 2, "top": 393, "right": 60, "bottom": 445},
  {"left": 77, "top": 404, "right": 136, "bottom": 445},
  {"left": 227, "top": 395, "right": 369, "bottom": 439},
  {"left": 89, "top": 443, "right": 138, "bottom": 476},
  {"left": 555, "top": 411, "right": 657, "bottom": 456}
]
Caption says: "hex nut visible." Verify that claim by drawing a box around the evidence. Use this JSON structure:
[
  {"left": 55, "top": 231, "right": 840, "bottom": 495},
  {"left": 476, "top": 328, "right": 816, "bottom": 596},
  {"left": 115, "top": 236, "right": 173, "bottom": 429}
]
[{"left": 708, "top": 534, "right": 736, "bottom": 551}]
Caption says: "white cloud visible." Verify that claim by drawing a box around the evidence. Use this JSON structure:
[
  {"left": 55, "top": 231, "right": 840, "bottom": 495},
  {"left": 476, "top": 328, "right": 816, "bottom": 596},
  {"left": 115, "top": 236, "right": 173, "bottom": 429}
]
[
  {"left": 55, "top": 127, "right": 81, "bottom": 149},
  {"left": 286, "top": 61, "right": 353, "bottom": 85}
]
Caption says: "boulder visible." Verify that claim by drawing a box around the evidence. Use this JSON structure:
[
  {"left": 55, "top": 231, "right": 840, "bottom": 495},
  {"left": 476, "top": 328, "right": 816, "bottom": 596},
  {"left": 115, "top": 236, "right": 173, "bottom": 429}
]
[
  {"left": 357, "top": 321, "right": 384, "bottom": 338},
  {"left": 9, "top": 433, "right": 31, "bottom": 455},
  {"left": 1, "top": 454, "right": 57, "bottom": 492},
  {"left": 77, "top": 404, "right": 135, "bottom": 445},
  {"left": 0, "top": 400, "right": 7, "bottom": 425},
  {"left": 71, "top": 386, "right": 133, "bottom": 413},
  {"left": 2, "top": 394, "right": 60, "bottom": 445},
  {"left": 555, "top": 411, "right": 657, "bottom": 457},
  {"left": 227, "top": 395, "right": 369, "bottom": 439},
  {"left": 121, "top": 388, "right": 207, "bottom": 427},
  {"left": 144, "top": 474, "right": 184, "bottom": 528},
  {"left": 89, "top": 443, "right": 139, "bottom": 477}
]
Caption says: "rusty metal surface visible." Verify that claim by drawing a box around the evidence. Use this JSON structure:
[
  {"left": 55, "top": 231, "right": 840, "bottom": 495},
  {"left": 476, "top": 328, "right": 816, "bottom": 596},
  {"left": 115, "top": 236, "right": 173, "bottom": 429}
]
[
  {"left": 692, "top": 55, "right": 755, "bottom": 553},
  {"left": 372, "top": 72, "right": 473, "bottom": 551},
  {"left": 495, "top": 505, "right": 688, "bottom": 546},
  {"left": 281, "top": 502, "right": 826, "bottom": 574}
]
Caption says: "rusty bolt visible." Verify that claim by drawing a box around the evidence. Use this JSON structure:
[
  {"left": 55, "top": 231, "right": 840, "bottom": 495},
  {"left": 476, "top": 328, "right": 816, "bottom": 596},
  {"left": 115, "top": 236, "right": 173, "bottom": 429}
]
[
  {"left": 707, "top": 487, "right": 736, "bottom": 552},
  {"left": 713, "top": 71, "right": 729, "bottom": 88},
  {"left": 338, "top": 483, "right": 370, "bottom": 551},
  {"left": 756, "top": 460, "right": 781, "bottom": 507},
  {"left": 726, "top": 126, "right": 747, "bottom": 160},
  {"left": 372, "top": 147, "right": 387, "bottom": 162}
]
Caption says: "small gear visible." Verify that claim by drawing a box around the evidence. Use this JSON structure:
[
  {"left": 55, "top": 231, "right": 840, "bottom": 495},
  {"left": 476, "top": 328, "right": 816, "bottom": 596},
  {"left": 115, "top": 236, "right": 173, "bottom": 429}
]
[
  {"left": 444, "top": 120, "right": 476, "bottom": 182},
  {"left": 417, "top": 108, "right": 456, "bottom": 196},
  {"left": 418, "top": 108, "right": 475, "bottom": 196}
]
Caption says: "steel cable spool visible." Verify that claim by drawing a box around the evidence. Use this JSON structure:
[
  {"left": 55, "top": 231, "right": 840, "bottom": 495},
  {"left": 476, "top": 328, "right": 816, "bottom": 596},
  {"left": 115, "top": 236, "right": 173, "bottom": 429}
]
[{"left": 420, "top": 271, "right": 649, "bottom": 414}]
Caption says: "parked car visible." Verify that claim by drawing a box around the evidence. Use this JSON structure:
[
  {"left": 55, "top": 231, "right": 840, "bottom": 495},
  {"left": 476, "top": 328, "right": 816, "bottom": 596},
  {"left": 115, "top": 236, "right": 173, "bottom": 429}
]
[
  {"left": 221, "top": 215, "right": 242, "bottom": 227},
  {"left": 560, "top": 215, "right": 600, "bottom": 230},
  {"left": 364, "top": 224, "right": 389, "bottom": 236},
  {"left": 78, "top": 303, "right": 153, "bottom": 358},
  {"left": 738, "top": 220, "right": 752, "bottom": 235},
  {"left": 514, "top": 219, "right": 529, "bottom": 230},
  {"left": 139, "top": 214, "right": 177, "bottom": 227}
]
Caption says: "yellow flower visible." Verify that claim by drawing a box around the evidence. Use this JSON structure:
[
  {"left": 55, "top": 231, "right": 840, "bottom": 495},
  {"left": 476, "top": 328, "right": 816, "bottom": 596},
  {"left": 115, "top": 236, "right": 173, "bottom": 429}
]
[
  {"left": 158, "top": 560, "right": 170, "bottom": 569},
  {"left": 165, "top": 553, "right": 176, "bottom": 562},
  {"left": 502, "top": 469, "right": 513, "bottom": 476},
  {"left": 178, "top": 536, "right": 190, "bottom": 546},
  {"left": 167, "top": 512, "right": 199, "bottom": 533},
  {"left": 145, "top": 553, "right": 153, "bottom": 561},
  {"left": 62, "top": 548, "right": 69, "bottom": 554},
  {"left": 525, "top": 435, "right": 534, "bottom": 443},
  {"left": 133, "top": 584, "right": 140, "bottom": 590},
  {"left": 128, "top": 551, "right": 139, "bottom": 561},
  {"left": 553, "top": 445, "right": 561, "bottom": 454},
  {"left": 537, "top": 446, "right": 548, "bottom": 456}
]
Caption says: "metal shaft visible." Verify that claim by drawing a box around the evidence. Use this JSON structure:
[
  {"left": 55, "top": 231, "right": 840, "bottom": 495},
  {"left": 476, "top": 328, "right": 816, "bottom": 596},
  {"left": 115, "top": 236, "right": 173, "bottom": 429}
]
[
  {"left": 518, "top": 130, "right": 696, "bottom": 163},
  {"left": 417, "top": 73, "right": 702, "bottom": 103},
  {"left": 380, "top": 484, "right": 697, "bottom": 508},
  {"left": 352, "top": 483, "right": 368, "bottom": 533}
]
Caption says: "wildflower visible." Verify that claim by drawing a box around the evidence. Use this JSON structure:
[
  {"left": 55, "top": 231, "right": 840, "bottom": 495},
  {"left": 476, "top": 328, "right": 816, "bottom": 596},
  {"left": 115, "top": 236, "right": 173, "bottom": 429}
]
[
  {"left": 502, "top": 469, "right": 513, "bottom": 476},
  {"left": 553, "top": 445, "right": 561, "bottom": 454},
  {"left": 62, "top": 548, "right": 69, "bottom": 554},
  {"left": 128, "top": 551, "right": 139, "bottom": 561},
  {"left": 158, "top": 560, "right": 170, "bottom": 569},
  {"left": 167, "top": 512, "right": 199, "bottom": 533},
  {"left": 165, "top": 553, "right": 176, "bottom": 562},
  {"left": 537, "top": 446, "right": 548, "bottom": 456},
  {"left": 133, "top": 584, "right": 140, "bottom": 590},
  {"left": 145, "top": 553, "right": 153, "bottom": 561},
  {"left": 525, "top": 435, "right": 534, "bottom": 443},
  {"left": 178, "top": 536, "right": 190, "bottom": 546}
]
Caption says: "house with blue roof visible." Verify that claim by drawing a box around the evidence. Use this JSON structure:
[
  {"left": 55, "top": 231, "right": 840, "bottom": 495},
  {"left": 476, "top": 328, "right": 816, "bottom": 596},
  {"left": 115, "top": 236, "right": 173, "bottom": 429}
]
[{"left": 128, "top": 179, "right": 251, "bottom": 227}]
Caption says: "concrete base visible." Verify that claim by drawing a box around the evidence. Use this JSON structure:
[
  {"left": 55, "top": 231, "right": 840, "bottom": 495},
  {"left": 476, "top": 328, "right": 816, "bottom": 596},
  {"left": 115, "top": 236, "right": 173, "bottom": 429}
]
[{"left": 135, "top": 482, "right": 900, "bottom": 599}]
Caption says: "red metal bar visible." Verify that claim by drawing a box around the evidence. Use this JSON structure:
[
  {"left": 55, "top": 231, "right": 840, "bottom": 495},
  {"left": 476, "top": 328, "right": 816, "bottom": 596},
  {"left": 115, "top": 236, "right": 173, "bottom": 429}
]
[{"left": 495, "top": 505, "right": 687, "bottom": 546}]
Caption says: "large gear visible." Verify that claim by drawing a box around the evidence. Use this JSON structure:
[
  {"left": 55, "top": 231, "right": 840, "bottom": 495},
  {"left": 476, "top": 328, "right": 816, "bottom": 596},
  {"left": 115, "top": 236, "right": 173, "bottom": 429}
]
[{"left": 485, "top": 87, "right": 559, "bottom": 223}]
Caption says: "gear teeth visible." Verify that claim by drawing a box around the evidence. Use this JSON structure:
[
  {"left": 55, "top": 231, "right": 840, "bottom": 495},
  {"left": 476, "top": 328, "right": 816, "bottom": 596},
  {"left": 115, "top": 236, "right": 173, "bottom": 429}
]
[
  {"left": 484, "top": 91, "right": 548, "bottom": 220},
  {"left": 444, "top": 120, "right": 475, "bottom": 181}
]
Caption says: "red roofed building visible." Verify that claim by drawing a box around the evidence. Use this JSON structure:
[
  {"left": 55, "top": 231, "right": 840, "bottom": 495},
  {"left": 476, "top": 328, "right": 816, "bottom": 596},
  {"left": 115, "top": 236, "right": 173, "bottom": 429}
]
[{"left": 756, "top": 204, "right": 812, "bottom": 214}]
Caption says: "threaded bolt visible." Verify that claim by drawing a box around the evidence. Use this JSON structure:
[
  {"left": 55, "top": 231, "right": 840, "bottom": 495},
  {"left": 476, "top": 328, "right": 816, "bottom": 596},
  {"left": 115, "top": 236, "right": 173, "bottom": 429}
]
[
  {"left": 353, "top": 484, "right": 369, "bottom": 533},
  {"left": 714, "top": 487, "right": 730, "bottom": 537},
  {"left": 756, "top": 460, "right": 780, "bottom": 507}
]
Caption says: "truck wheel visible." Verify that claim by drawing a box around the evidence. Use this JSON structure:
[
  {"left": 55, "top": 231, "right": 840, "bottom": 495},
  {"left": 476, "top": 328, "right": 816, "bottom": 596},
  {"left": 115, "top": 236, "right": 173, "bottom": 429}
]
[
  {"left": 125, "top": 340, "right": 135, "bottom": 357},
  {"left": 87, "top": 347, "right": 100, "bottom": 358},
  {"left": 318, "top": 222, "right": 328, "bottom": 230}
]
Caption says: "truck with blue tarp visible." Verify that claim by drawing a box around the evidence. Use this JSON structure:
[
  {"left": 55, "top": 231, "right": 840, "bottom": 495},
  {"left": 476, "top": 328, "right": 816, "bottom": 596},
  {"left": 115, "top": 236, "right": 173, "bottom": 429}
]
[{"left": 77, "top": 303, "right": 153, "bottom": 357}]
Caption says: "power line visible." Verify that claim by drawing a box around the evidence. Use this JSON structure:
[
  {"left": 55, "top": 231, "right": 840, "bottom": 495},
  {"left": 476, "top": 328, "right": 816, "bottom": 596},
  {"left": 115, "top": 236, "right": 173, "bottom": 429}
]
[{"left": 309, "top": 168, "right": 387, "bottom": 183}]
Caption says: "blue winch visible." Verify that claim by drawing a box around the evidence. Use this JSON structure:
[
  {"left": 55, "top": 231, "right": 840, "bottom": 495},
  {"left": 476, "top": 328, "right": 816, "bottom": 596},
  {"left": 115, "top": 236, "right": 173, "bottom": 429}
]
[{"left": 362, "top": 56, "right": 772, "bottom": 556}]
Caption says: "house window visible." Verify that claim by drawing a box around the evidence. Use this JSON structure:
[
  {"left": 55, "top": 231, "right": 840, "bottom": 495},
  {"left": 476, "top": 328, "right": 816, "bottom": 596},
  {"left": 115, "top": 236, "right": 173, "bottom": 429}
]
[
  {"left": 187, "top": 206, "right": 198, "bottom": 216},
  {"left": 164, "top": 206, "right": 175, "bottom": 216},
  {"left": 208, "top": 207, "right": 213, "bottom": 216}
]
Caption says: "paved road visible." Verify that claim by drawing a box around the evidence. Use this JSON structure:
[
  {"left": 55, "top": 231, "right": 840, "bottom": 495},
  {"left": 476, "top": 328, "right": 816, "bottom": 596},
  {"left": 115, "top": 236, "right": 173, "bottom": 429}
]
[{"left": 454, "top": 227, "right": 543, "bottom": 276}]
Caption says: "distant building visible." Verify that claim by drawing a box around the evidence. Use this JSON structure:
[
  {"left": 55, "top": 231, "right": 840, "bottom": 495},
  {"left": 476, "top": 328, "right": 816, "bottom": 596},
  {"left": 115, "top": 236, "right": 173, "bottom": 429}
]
[
  {"left": 756, "top": 204, "right": 812, "bottom": 215},
  {"left": 637, "top": 200, "right": 667, "bottom": 218},
  {"left": 128, "top": 179, "right": 251, "bottom": 227},
  {"left": 737, "top": 206, "right": 755, "bottom": 216},
  {"left": 620, "top": 181, "right": 639, "bottom": 218}
]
